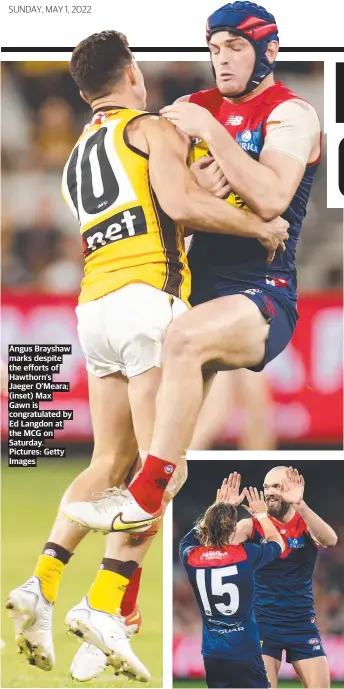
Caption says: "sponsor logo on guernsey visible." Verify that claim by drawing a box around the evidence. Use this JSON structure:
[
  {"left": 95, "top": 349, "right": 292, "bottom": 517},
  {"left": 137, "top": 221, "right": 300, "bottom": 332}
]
[
  {"left": 225, "top": 115, "right": 244, "bottom": 126},
  {"left": 209, "top": 619, "right": 238, "bottom": 627},
  {"left": 241, "top": 130, "right": 252, "bottom": 142},
  {"left": 210, "top": 626, "right": 245, "bottom": 634},
  {"left": 200, "top": 550, "right": 228, "bottom": 560},
  {"left": 82, "top": 206, "right": 147, "bottom": 257},
  {"left": 235, "top": 127, "right": 262, "bottom": 154},
  {"left": 287, "top": 536, "right": 305, "bottom": 549},
  {"left": 308, "top": 638, "right": 319, "bottom": 645}
]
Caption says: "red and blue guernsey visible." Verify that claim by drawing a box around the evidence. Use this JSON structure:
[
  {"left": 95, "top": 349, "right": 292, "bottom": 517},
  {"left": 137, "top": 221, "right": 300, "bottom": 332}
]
[
  {"left": 250, "top": 513, "right": 319, "bottom": 631},
  {"left": 188, "top": 82, "right": 321, "bottom": 309},
  {"left": 179, "top": 528, "right": 282, "bottom": 659}
]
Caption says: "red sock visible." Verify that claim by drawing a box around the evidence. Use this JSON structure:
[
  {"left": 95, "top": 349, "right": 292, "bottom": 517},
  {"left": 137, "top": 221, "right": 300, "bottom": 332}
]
[
  {"left": 128, "top": 454, "right": 176, "bottom": 513},
  {"left": 120, "top": 567, "right": 142, "bottom": 617}
]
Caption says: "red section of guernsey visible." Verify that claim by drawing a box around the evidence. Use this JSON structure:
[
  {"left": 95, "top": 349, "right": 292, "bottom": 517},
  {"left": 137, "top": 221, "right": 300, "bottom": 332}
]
[
  {"left": 189, "top": 81, "right": 318, "bottom": 149},
  {"left": 251, "top": 512, "right": 313, "bottom": 559},
  {"left": 188, "top": 543, "right": 247, "bottom": 568}
]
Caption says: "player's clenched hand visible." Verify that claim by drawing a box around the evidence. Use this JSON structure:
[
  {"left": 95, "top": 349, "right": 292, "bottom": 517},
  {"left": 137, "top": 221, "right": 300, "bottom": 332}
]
[
  {"left": 216, "top": 472, "right": 246, "bottom": 506},
  {"left": 191, "top": 156, "right": 231, "bottom": 198},
  {"left": 160, "top": 102, "right": 215, "bottom": 138},
  {"left": 241, "top": 487, "right": 268, "bottom": 516},
  {"left": 280, "top": 467, "right": 305, "bottom": 505},
  {"left": 258, "top": 217, "right": 289, "bottom": 264}
]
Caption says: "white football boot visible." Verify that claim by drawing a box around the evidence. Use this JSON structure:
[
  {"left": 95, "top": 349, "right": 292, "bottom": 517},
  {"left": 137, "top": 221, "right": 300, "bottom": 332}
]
[
  {"left": 66, "top": 597, "right": 150, "bottom": 682},
  {"left": 63, "top": 487, "right": 161, "bottom": 534},
  {"left": 6, "top": 576, "right": 55, "bottom": 671},
  {"left": 70, "top": 642, "right": 107, "bottom": 681},
  {"left": 70, "top": 608, "right": 141, "bottom": 682}
]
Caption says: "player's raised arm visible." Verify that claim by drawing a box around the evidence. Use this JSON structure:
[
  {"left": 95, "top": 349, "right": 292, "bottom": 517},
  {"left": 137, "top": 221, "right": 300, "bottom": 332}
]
[
  {"left": 242, "top": 487, "right": 285, "bottom": 553},
  {"left": 160, "top": 99, "right": 320, "bottom": 221},
  {"left": 280, "top": 468, "right": 338, "bottom": 548},
  {"left": 142, "top": 116, "right": 289, "bottom": 254}
]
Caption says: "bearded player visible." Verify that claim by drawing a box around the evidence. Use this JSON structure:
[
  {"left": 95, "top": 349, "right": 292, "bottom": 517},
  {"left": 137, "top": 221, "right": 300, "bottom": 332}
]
[
  {"left": 64, "top": 4, "right": 321, "bottom": 546},
  {"left": 217, "top": 468, "right": 337, "bottom": 688}
]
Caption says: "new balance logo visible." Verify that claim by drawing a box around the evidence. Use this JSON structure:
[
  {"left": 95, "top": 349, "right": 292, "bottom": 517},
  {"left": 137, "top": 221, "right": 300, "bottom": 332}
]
[{"left": 225, "top": 116, "right": 243, "bottom": 126}]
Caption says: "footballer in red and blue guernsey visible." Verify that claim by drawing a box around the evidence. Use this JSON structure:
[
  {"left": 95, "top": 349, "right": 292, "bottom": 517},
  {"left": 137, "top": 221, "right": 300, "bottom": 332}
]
[
  {"left": 179, "top": 486, "right": 285, "bottom": 688},
  {"left": 216, "top": 469, "right": 338, "bottom": 688},
  {"left": 97, "top": 1, "right": 323, "bottom": 506},
  {"left": 161, "top": 3, "right": 321, "bottom": 371},
  {"left": 158, "top": 0, "right": 322, "bottom": 374}
]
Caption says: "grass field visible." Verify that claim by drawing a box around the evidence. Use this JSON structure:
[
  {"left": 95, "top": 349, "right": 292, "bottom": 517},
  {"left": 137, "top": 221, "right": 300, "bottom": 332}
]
[{"left": 1, "top": 459, "right": 163, "bottom": 688}]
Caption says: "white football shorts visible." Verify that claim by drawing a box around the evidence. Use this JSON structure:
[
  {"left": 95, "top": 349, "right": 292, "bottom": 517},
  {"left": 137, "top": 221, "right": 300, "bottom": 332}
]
[{"left": 76, "top": 283, "right": 189, "bottom": 378}]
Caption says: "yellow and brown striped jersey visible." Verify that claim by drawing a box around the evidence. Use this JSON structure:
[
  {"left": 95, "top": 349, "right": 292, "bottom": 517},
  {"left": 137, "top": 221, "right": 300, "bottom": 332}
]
[{"left": 62, "top": 107, "right": 190, "bottom": 304}]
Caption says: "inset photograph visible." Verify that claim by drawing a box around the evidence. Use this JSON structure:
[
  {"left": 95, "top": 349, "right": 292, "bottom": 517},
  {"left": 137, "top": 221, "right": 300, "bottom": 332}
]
[{"left": 173, "top": 459, "right": 344, "bottom": 688}]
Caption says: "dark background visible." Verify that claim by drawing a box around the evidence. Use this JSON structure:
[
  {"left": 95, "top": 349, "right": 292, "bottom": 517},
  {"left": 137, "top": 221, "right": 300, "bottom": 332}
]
[{"left": 173, "top": 459, "right": 344, "bottom": 638}]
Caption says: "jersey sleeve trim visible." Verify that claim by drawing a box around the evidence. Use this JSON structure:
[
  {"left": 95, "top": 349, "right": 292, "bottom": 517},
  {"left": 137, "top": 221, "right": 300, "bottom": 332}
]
[{"left": 123, "top": 112, "right": 159, "bottom": 160}]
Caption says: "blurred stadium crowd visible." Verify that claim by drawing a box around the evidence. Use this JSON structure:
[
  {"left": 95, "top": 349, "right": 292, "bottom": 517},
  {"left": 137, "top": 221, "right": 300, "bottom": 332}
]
[
  {"left": 1, "top": 60, "right": 343, "bottom": 293},
  {"left": 173, "top": 461, "right": 344, "bottom": 639}
]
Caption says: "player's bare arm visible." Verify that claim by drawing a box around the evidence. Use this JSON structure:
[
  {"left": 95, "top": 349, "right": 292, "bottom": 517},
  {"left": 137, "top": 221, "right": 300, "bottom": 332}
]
[
  {"left": 131, "top": 115, "right": 289, "bottom": 252},
  {"left": 160, "top": 99, "right": 320, "bottom": 221},
  {"left": 280, "top": 467, "right": 338, "bottom": 548},
  {"left": 242, "top": 487, "right": 285, "bottom": 552}
]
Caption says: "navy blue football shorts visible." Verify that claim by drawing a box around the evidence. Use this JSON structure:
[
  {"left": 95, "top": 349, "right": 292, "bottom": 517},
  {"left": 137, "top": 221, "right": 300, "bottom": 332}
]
[
  {"left": 190, "top": 274, "right": 298, "bottom": 372},
  {"left": 204, "top": 654, "right": 270, "bottom": 688},
  {"left": 257, "top": 620, "right": 326, "bottom": 663}
]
